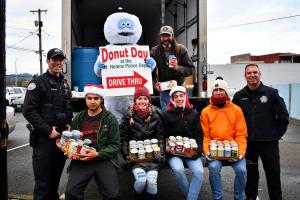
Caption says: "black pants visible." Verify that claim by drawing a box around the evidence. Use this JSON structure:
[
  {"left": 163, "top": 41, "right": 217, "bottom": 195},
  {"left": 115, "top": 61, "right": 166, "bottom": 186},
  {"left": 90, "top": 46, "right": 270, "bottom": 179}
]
[
  {"left": 245, "top": 141, "right": 282, "bottom": 200},
  {"left": 32, "top": 136, "right": 66, "bottom": 200},
  {"left": 65, "top": 159, "right": 120, "bottom": 200}
]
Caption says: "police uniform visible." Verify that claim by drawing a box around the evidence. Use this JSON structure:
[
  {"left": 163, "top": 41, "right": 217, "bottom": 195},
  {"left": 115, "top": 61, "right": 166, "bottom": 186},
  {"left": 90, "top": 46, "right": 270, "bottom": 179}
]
[
  {"left": 23, "top": 70, "right": 73, "bottom": 200},
  {"left": 232, "top": 82, "right": 289, "bottom": 200}
]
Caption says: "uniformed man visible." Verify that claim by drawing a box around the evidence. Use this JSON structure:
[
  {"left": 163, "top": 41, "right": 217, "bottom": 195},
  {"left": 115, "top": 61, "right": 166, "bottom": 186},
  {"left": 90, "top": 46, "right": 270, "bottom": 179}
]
[
  {"left": 232, "top": 64, "right": 289, "bottom": 200},
  {"left": 23, "top": 48, "right": 73, "bottom": 200}
]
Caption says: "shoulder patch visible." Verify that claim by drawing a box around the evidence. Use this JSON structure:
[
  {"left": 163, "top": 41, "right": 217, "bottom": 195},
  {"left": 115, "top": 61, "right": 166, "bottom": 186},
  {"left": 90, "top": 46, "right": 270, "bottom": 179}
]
[{"left": 27, "top": 83, "right": 36, "bottom": 90}]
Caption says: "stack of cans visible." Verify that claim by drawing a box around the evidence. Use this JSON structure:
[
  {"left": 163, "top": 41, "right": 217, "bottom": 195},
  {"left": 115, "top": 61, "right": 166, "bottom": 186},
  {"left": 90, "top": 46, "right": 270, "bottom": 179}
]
[
  {"left": 209, "top": 140, "right": 238, "bottom": 158},
  {"left": 129, "top": 139, "right": 160, "bottom": 160},
  {"left": 167, "top": 136, "right": 198, "bottom": 154}
]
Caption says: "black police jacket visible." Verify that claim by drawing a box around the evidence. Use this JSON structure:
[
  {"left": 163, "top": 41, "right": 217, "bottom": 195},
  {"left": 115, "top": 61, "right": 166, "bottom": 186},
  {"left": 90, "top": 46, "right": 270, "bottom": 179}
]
[
  {"left": 232, "top": 82, "right": 289, "bottom": 141},
  {"left": 23, "top": 70, "right": 73, "bottom": 136}
]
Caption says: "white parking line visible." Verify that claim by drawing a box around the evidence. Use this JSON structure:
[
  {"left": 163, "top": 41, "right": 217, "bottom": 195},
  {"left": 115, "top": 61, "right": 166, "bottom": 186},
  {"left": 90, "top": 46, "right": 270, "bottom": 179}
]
[{"left": 7, "top": 143, "right": 29, "bottom": 152}]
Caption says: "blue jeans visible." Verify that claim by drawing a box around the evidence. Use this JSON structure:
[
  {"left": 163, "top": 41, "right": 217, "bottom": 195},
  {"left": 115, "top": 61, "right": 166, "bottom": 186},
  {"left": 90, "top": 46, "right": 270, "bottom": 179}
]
[
  {"left": 168, "top": 157, "right": 204, "bottom": 200},
  {"left": 132, "top": 168, "right": 158, "bottom": 194},
  {"left": 159, "top": 90, "right": 171, "bottom": 112},
  {"left": 207, "top": 159, "right": 247, "bottom": 200}
]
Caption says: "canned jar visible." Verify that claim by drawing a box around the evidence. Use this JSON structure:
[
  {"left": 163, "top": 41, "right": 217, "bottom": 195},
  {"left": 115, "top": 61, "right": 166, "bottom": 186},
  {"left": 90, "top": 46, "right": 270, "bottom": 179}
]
[
  {"left": 176, "top": 136, "right": 183, "bottom": 141},
  {"left": 145, "top": 148, "right": 153, "bottom": 159},
  {"left": 231, "top": 146, "right": 238, "bottom": 158},
  {"left": 144, "top": 139, "right": 151, "bottom": 145},
  {"left": 182, "top": 144, "right": 191, "bottom": 153},
  {"left": 175, "top": 141, "right": 183, "bottom": 152},
  {"left": 150, "top": 138, "right": 158, "bottom": 145},
  {"left": 224, "top": 146, "right": 231, "bottom": 157},
  {"left": 138, "top": 149, "right": 146, "bottom": 159},
  {"left": 210, "top": 146, "right": 218, "bottom": 157},
  {"left": 130, "top": 148, "right": 138, "bottom": 160},
  {"left": 169, "top": 142, "right": 175, "bottom": 151},
  {"left": 217, "top": 146, "right": 224, "bottom": 157},
  {"left": 189, "top": 138, "right": 197, "bottom": 144}
]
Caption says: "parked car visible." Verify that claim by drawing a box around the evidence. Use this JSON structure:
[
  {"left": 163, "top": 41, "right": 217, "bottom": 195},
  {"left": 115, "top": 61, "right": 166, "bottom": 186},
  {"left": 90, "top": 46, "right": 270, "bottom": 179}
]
[
  {"left": 6, "top": 106, "right": 16, "bottom": 134},
  {"left": 11, "top": 87, "right": 27, "bottom": 111}
]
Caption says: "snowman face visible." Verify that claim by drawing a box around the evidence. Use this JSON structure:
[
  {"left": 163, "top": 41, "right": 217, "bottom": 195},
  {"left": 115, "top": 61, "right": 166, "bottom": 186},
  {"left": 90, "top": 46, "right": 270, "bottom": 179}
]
[{"left": 104, "top": 12, "right": 142, "bottom": 44}]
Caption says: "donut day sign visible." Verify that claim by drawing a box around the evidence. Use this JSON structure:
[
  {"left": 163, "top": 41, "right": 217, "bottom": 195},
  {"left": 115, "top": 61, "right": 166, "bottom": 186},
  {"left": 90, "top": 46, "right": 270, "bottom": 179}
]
[{"left": 99, "top": 45, "right": 153, "bottom": 96}]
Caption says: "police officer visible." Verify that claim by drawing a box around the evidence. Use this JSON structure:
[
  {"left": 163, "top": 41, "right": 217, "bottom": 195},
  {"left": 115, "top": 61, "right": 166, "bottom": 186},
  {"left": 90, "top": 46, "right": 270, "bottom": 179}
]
[
  {"left": 23, "top": 48, "right": 73, "bottom": 200},
  {"left": 232, "top": 64, "right": 289, "bottom": 200}
]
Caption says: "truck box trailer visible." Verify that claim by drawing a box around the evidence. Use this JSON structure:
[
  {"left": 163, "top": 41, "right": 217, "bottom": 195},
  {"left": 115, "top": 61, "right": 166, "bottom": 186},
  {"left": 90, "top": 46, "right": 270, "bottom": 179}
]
[{"left": 61, "top": 0, "right": 208, "bottom": 112}]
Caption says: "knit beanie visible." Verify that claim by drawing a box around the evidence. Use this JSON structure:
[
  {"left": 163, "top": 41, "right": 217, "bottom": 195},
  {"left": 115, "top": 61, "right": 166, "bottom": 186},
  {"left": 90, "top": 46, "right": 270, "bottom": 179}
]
[
  {"left": 212, "top": 79, "right": 228, "bottom": 94},
  {"left": 133, "top": 86, "right": 150, "bottom": 102}
]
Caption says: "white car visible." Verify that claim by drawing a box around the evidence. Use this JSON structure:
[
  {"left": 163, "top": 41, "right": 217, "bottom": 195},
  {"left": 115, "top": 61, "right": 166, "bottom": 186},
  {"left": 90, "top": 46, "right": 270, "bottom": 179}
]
[
  {"left": 11, "top": 87, "right": 27, "bottom": 111},
  {"left": 6, "top": 106, "right": 16, "bottom": 134}
]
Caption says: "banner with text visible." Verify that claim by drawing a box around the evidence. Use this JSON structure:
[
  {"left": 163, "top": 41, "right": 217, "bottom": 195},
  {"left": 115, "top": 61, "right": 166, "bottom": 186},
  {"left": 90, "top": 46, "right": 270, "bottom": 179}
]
[
  {"left": 99, "top": 45, "right": 149, "bottom": 69},
  {"left": 102, "top": 68, "right": 153, "bottom": 96}
]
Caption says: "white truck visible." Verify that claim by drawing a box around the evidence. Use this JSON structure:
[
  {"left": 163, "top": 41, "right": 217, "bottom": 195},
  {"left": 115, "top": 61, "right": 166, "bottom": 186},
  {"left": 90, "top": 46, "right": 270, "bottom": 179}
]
[{"left": 61, "top": 0, "right": 209, "bottom": 111}]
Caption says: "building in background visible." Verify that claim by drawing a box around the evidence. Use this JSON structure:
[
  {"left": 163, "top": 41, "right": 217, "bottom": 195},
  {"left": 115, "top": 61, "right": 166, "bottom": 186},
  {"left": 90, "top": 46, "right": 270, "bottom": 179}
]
[{"left": 231, "top": 53, "right": 300, "bottom": 64}]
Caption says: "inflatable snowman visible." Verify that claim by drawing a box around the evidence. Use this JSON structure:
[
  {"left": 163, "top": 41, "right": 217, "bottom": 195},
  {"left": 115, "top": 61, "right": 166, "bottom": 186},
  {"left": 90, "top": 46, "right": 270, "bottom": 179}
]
[{"left": 94, "top": 12, "right": 156, "bottom": 123}]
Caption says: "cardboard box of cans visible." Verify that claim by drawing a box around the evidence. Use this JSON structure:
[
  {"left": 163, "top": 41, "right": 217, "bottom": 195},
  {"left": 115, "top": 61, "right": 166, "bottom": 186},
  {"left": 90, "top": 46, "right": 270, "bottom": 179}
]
[
  {"left": 209, "top": 140, "right": 239, "bottom": 160},
  {"left": 128, "top": 139, "right": 162, "bottom": 162},
  {"left": 165, "top": 136, "right": 198, "bottom": 158}
]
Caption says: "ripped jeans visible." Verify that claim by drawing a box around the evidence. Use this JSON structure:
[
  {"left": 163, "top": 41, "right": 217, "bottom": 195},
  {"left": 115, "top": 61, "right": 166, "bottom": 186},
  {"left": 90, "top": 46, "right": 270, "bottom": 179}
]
[{"left": 132, "top": 168, "right": 158, "bottom": 194}]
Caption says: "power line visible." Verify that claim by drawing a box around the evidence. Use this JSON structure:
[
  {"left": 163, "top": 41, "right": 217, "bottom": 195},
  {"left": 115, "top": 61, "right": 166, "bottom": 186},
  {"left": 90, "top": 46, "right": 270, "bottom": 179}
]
[
  {"left": 209, "top": 14, "right": 300, "bottom": 31},
  {"left": 6, "top": 31, "right": 37, "bottom": 49}
]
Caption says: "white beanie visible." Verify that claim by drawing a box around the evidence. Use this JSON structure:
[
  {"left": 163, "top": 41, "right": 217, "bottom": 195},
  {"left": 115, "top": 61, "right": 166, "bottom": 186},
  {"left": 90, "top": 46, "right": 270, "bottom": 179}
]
[
  {"left": 84, "top": 85, "right": 105, "bottom": 97},
  {"left": 169, "top": 86, "right": 186, "bottom": 96},
  {"left": 212, "top": 79, "right": 228, "bottom": 94}
]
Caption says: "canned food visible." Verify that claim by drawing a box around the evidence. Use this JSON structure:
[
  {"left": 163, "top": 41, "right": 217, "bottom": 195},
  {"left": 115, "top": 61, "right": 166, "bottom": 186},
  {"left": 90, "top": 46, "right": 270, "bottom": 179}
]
[
  {"left": 169, "top": 136, "right": 176, "bottom": 143},
  {"left": 182, "top": 137, "right": 189, "bottom": 142},
  {"left": 231, "top": 146, "right": 238, "bottom": 157},
  {"left": 224, "top": 146, "right": 231, "bottom": 157},
  {"left": 210, "top": 146, "right": 218, "bottom": 157},
  {"left": 138, "top": 144, "right": 145, "bottom": 150},
  {"left": 130, "top": 148, "right": 138, "bottom": 160},
  {"left": 144, "top": 139, "right": 151, "bottom": 145},
  {"left": 190, "top": 142, "right": 198, "bottom": 153},
  {"left": 153, "top": 146, "right": 160, "bottom": 154},
  {"left": 151, "top": 144, "right": 158, "bottom": 149},
  {"left": 138, "top": 149, "right": 146, "bottom": 159},
  {"left": 62, "top": 131, "right": 73, "bottom": 140},
  {"left": 169, "top": 142, "right": 175, "bottom": 151},
  {"left": 182, "top": 144, "right": 191, "bottom": 153},
  {"left": 129, "top": 140, "right": 137, "bottom": 147},
  {"left": 144, "top": 144, "right": 151, "bottom": 149},
  {"left": 176, "top": 136, "right": 183, "bottom": 141},
  {"left": 150, "top": 139, "right": 158, "bottom": 145},
  {"left": 189, "top": 139, "right": 196, "bottom": 144},
  {"left": 72, "top": 130, "right": 82, "bottom": 140},
  {"left": 130, "top": 144, "right": 138, "bottom": 149},
  {"left": 175, "top": 141, "right": 183, "bottom": 152},
  {"left": 145, "top": 148, "right": 153, "bottom": 159},
  {"left": 183, "top": 141, "right": 191, "bottom": 146},
  {"left": 217, "top": 146, "right": 224, "bottom": 157},
  {"left": 137, "top": 140, "right": 144, "bottom": 145}
]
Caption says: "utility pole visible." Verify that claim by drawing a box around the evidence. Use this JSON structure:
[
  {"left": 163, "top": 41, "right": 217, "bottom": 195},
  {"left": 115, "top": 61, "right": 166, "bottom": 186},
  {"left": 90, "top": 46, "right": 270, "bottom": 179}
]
[
  {"left": 0, "top": 0, "right": 8, "bottom": 199},
  {"left": 15, "top": 59, "right": 17, "bottom": 86},
  {"left": 30, "top": 9, "right": 47, "bottom": 75}
]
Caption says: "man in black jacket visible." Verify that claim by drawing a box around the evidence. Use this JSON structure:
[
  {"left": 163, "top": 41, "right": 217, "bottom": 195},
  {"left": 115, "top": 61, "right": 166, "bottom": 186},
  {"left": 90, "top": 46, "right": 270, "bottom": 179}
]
[
  {"left": 232, "top": 64, "right": 289, "bottom": 200},
  {"left": 23, "top": 48, "right": 73, "bottom": 200}
]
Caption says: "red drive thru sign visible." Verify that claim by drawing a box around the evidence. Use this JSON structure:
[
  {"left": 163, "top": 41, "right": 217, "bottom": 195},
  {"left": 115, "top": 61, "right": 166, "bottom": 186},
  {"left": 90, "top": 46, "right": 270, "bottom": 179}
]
[{"left": 100, "top": 45, "right": 153, "bottom": 96}]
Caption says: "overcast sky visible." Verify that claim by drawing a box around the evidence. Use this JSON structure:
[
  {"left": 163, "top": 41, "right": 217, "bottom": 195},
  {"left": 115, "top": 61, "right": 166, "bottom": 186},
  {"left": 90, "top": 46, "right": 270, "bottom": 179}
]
[{"left": 5, "top": 0, "right": 300, "bottom": 74}]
